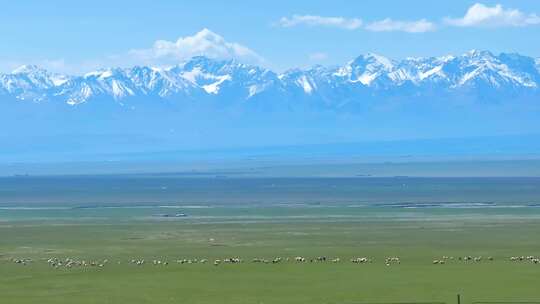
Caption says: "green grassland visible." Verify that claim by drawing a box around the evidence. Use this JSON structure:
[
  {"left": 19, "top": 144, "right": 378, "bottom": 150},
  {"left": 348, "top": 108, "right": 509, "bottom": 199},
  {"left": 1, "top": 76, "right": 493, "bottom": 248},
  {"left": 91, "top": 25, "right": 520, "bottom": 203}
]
[{"left": 2, "top": 206, "right": 540, "bottom": 304}]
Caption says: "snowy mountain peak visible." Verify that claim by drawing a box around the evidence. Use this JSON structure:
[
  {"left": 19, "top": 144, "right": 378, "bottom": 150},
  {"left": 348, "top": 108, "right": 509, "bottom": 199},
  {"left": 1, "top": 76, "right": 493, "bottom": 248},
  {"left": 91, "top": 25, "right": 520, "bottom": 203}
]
[
  {"left": 348, "top": 53, "right": 394, "bottom": 71},
  {"left": 12, "top": 64, "right": 46, "bottom": 74},
  {"left": 337, "top": 53, "right": 395, "bottom": 85},
  {"left": 182, "top": 55, "right": 223, "bottom": 69},
  {"left": 464, "top": 49, "right": 494, "bottom": 58},
  {"left": 356, "top": 53, "right": 394, "bottom": 69}
]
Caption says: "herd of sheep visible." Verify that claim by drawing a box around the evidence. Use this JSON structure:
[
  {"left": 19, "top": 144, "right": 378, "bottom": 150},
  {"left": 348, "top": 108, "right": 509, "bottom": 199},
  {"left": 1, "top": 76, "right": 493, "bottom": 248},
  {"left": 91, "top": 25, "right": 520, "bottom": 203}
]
[
  {"left": 432, "top": 255, "right": 494, "bottom": 264},
  {"left": 6, "top": 255, "right": 540, "bottom": 269}
]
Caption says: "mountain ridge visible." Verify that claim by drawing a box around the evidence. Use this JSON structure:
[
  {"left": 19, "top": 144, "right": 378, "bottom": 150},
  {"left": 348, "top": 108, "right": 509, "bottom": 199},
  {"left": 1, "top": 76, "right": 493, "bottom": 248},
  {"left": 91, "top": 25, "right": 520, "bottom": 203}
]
[{"left": 1, "top": 50, "right": 539, "bottom": 106}]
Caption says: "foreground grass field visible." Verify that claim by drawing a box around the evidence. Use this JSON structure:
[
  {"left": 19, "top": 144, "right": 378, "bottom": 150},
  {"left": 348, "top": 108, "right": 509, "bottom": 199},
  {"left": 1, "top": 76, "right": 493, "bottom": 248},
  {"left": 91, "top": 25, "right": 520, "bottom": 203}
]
[{"left": 1, "top": 205, "right": 540, "bottom": 304}]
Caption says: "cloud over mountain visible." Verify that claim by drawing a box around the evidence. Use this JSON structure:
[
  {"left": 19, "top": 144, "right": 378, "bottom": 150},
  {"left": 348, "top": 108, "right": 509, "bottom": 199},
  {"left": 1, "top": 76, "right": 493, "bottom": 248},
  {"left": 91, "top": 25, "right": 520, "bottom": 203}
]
[
  {"left": 128, "top": 28, "right": 265, "bottom": 66},
  {"left": 445, "top": 3, "right": 540, "bottom": 27}
]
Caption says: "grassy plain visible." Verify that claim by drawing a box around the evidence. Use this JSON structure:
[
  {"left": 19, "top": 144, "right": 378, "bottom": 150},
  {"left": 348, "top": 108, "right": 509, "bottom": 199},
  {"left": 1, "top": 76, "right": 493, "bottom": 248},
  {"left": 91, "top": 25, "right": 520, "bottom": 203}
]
[{"left": 2, "top": 205, "right": 540, "bottom": 304}]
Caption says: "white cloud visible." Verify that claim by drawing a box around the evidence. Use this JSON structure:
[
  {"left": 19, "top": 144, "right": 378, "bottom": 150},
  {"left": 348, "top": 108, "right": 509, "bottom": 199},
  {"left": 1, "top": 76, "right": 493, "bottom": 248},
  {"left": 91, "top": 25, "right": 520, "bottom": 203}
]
[
  {"left": 445, "top": 3, "right": 540, "bottom": 27},
  {"left": 309, "top": 52, "right": 328, "bottom": 61},
  {"left": 128, "top": 28, "right": 264, "bottom": 66},
  {"left": 365, "top": 18, "right": 436, "bottom": 33},
  {"left": 277, "top": 15, "right": 363, "bottom": 30},
  {"left": 278, "top": 14, "right": 433, "bottom": 33}
]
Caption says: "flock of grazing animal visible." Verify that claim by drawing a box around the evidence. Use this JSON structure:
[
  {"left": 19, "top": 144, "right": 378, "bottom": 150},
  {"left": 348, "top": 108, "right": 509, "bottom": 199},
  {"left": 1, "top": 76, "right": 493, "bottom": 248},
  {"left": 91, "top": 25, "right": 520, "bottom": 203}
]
[
  {"left": 46, "top": 257, "right": 109, "bottom": 268},
  {"left": 510, "top": 256, "right": 540, "bottom": 264},
  {"left": 6, "top": 255, "right": 540, "bottom": 269},
  {"left": 432, "top": 255, "right": 494, "bottom": 264}
]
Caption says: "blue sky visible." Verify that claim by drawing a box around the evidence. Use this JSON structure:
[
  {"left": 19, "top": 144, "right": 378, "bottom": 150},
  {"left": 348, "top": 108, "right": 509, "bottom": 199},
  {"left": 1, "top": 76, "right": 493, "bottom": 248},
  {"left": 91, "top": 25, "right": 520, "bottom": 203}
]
[{"left": 1, "top": 0, "right": 539, "bottom": 74}]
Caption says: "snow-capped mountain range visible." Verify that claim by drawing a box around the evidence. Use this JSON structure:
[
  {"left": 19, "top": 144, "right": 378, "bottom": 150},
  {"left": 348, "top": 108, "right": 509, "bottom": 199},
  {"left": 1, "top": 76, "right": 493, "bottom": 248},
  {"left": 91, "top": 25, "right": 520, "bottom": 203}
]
[
  {"left": 2, "top": 50, "right": 540, "bottom": 162},
  {"left": 1, "top": 50, "right": 539, "bottom": 107}
]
